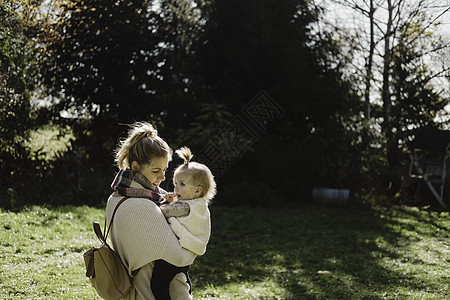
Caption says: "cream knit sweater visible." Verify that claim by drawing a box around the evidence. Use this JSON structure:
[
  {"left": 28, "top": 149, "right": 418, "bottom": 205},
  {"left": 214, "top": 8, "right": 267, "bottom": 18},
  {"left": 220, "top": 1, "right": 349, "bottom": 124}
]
[{"left": 106, "top": 192, "right": 196, "bottom": 300}]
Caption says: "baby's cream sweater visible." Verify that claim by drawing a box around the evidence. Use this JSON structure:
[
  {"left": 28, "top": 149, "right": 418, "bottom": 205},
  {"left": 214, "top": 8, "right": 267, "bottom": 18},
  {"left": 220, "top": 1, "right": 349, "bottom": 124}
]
[
  {"left": 167, "top": 198, "right": 211, "bottom": 256},
  {"left": 106, "top": 193, "right": 195, "bottom": 300}
]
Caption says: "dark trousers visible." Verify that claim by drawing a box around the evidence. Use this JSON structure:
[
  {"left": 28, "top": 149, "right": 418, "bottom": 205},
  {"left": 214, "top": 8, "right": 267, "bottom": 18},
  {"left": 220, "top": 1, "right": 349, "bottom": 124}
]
[{"left": 151, "top": 259, "right": 191, "bottom": 300}]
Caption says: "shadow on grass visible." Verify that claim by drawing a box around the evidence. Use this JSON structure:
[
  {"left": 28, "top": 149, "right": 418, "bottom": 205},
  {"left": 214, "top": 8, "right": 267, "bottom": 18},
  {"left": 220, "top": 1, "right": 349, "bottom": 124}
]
[{"left": 190, "top": 204, "right": 440, "bottom": 299}]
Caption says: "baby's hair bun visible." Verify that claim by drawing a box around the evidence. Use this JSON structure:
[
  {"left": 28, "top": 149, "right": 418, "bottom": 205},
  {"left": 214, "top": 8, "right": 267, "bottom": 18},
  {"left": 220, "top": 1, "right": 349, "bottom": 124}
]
[{"left": 175, "top": 147, "right": 193, "bottom": 165}]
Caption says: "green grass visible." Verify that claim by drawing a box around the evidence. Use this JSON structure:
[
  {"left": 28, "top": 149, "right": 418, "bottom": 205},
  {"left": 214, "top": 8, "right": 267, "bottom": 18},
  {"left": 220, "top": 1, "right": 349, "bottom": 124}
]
[
  {"left": 0, "top": 206, "right": 104, "bottom": 299},
  {"left": 1, "top": 204, "right": 450, "bottom": 299}
]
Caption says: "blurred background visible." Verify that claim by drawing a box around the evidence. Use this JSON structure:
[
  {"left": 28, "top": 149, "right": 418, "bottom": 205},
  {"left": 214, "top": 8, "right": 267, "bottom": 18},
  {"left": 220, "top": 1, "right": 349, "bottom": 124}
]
[{"left": 1, "top": 0, "right": 450, "bottom": 209}]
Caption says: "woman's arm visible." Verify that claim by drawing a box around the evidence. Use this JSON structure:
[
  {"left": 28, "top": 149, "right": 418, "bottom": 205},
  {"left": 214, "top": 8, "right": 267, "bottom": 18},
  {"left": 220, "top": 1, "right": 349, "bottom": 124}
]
[{"left": 107, "top": 196, "right": 195, "bottom": 272}]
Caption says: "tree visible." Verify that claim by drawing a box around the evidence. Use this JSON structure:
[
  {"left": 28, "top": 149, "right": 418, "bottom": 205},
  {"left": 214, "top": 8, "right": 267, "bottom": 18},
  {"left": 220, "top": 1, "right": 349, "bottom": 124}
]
[
  {"left": 182, "top": 0, "right": 365, "bottom": 202},
  {"left": 321, "top": 0, "right": 450, "bottom": 197},
  {"left": 39, "top": 0, "right": 164, "bottom": 119},
  {"left": 364, "top": 0, "right": 375, "bottom": 119},
  {"left": 0, "top": 1, "right": 36, "bottom": 145},
  {"left": 390, "top": 16, "right": 449, "bottom": 138},
  {"left": 0, "top": 0, "right": 42, "bottom": 207},
  {"left": 382, "top": 1, "right": 450, "bottom": 193},
  {"left": 39, "top": 0, "right": 197, "bottom": 119},
  {"left": 36, "top": 0, "right": 203, "bottom": 163}
]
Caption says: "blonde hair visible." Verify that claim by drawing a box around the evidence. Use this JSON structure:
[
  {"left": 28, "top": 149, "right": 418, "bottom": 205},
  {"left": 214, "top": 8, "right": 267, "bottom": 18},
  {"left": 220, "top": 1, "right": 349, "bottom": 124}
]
[
  {"left": 174, "top": 147, "right": 217, "bottom": 202},
  {"left": 114, "top": 121, "right": 172, "bottom": 170}
]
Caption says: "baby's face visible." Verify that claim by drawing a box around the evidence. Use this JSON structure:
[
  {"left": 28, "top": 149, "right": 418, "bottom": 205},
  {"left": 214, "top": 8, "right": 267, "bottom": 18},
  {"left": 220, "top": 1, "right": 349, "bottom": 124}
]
[{"left": 173, "top": 172, "right": 200, "bottom": 200}]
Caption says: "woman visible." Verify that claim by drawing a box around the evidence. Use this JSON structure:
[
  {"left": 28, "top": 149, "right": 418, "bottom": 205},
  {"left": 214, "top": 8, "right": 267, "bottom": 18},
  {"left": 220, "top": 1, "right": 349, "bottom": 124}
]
[{"left": 105, "top": 121, "right": 195, "bottom": 299}]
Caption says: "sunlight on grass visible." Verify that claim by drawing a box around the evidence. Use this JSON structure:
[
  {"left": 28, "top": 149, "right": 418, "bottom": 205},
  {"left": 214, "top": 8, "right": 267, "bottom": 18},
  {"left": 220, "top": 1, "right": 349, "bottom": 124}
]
[
  {"left": 2, "top": 205, "right": 450, "bottom": 299},
  {"left": 0, "top": 206, "right": 104, "bottom": 299},
  {"left": 195, "top": 281, "right": 288, "bottom": 299}
]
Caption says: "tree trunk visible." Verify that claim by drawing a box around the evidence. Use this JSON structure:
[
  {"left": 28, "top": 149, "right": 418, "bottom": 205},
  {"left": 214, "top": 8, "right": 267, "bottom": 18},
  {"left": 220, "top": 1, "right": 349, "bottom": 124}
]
[
  {"left": 382, "top": 0, "right": 392, "bottom": 135},
  {"left": 364, "top": 0, "right": 375, "bottom": 120},
  {"left": 382, "top": 0, "right": 401, "bottom": 194}
]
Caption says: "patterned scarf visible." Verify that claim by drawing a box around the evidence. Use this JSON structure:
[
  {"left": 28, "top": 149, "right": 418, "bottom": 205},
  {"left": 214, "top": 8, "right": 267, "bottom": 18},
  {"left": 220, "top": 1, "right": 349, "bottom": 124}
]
[{"left": 111, "top": 169, "right": 165, "bottom": 205}]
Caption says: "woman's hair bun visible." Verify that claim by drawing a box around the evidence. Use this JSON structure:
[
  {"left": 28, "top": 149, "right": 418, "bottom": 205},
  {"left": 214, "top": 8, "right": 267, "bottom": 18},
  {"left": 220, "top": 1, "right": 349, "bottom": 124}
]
[
  {"left": 139, "top": 122, "right": 157, "bottom": 138},
  {"left": 114, "top": 121, "right": 172, "bottom": 170},
  {"left": 146, "top": 131, "right": 156, "bottom": 137}
]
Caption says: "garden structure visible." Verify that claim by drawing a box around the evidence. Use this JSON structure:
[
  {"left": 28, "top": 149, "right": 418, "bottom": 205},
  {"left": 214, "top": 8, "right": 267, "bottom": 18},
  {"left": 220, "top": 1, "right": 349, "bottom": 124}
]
[{"left": 409, "top": 128, "right": 450, "bottom": 209}]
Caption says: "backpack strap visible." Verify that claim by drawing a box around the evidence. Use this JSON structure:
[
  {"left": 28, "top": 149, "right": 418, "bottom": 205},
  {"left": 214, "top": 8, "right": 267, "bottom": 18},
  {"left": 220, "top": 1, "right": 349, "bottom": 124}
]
[
  {"left": 94, "top": 196, "right": 143, "bottom": 278},
  {"left": 94, "top": 196, "right": 130, "bottom": 244}
]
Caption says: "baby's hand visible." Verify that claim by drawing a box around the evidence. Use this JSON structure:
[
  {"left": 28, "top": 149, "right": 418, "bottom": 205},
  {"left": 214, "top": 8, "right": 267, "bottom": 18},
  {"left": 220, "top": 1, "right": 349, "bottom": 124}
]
[{"left": 165, "top": 193, "right": 178, "bottom": 204}]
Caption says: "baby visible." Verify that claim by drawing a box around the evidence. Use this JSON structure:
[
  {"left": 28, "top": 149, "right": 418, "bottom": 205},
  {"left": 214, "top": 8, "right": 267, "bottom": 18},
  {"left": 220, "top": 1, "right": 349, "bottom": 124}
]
[{"left": 151, "top": 147, "right": 216, "bottom": 299}]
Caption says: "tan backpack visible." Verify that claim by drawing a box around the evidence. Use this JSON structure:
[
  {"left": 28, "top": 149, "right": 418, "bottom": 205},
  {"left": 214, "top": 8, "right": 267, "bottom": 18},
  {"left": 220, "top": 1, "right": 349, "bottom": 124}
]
[{"left": 83, "top": 197, "right": 138, "bottom": 300}]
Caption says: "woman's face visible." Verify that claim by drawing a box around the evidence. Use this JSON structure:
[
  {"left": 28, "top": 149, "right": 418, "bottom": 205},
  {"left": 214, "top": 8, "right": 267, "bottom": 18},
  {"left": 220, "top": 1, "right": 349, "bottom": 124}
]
[{"left": 138, "top": 156, "right": 169, "bottom": 188}]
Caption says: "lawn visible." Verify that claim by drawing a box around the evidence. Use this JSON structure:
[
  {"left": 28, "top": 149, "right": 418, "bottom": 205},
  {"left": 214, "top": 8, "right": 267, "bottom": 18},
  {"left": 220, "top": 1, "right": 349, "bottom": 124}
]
[{"left": 1, "top": 204, "right": 450, "bottom": 299}]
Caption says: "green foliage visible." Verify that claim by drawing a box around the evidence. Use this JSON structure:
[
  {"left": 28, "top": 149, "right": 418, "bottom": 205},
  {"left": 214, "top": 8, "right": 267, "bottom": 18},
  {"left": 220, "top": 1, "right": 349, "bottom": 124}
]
[
  {"left": 380, "top": 18, "right": 450, "bottom": 198},
  {"left": 30, "top": 1, "right": 206, "bottom": 209},
  {"left": 0, "top": 1, "right": 35, "bottom": 149},
  {"left": 0, "top": 121, "right": 113, "bottom": 209},
  {"left": 27, "top": 125, "right": 73, "bottom": 161},
  {"left": 173, "top": 101, "right": 232, "bottom": 149},
  {"left": 3, "top": 0, "right": 449, "bottom": 208},
  {"left": 188, "top": 0, "right": 366, "bottom": 199},
  {"left": 2, "top": 204, "right": 450, "bottom": 299},
  {"left": 38, "top": 0, "right": 199, "bottom": 121},
  {"left": 390, "top": 21, "right": 449, "bottom": 138},
  {"left": 0, "top": 1, "right": 46, "bottom": 209}
]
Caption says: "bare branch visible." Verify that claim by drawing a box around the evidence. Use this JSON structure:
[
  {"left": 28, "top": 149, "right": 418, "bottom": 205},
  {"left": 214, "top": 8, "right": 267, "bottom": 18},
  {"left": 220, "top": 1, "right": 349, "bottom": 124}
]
[{"left": 405, "top": 5, "right": 450, "bottom": 47}]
